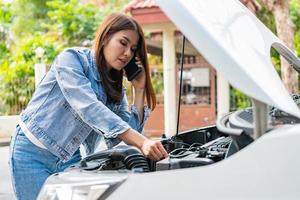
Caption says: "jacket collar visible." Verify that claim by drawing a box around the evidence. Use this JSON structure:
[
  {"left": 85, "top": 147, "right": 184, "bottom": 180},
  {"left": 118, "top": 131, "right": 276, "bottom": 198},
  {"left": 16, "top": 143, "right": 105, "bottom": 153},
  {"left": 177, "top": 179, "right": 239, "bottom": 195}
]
[{"left": 90, "top": 50, "right": 101, "bottom": 82}]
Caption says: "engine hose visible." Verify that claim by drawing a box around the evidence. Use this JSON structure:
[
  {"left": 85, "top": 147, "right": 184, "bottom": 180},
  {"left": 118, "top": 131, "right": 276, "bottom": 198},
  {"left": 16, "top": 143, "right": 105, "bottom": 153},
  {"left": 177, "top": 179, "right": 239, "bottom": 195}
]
[{"left": 124, "top": 154, "right": 150, "bottom": 172}]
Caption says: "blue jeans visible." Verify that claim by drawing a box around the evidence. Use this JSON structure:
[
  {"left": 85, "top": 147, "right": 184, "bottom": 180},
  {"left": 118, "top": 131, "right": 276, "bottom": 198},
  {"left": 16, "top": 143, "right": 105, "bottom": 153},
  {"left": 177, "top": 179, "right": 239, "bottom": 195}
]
[{"left": 9, "top": 125, "right": 81, "bottom": 200}]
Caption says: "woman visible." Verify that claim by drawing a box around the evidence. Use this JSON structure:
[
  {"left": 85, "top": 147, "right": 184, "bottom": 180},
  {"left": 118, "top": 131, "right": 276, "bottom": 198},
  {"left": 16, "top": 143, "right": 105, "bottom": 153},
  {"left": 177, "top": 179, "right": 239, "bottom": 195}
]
[{"left": 9, "top": 13, "right": 168, "bottom": 200}]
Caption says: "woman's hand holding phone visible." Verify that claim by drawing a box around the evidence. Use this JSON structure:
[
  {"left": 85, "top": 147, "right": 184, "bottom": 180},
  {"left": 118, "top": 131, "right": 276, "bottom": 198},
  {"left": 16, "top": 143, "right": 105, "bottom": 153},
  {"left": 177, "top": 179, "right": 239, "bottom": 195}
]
[{"left": 128, "top": 56, "right": 145, "bottom": 91}]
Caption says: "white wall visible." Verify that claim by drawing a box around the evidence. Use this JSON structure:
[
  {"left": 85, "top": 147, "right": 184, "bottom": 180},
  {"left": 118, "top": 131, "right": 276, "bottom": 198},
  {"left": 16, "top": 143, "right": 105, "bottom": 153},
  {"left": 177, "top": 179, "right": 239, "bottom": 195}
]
[{"left": 0, "top": 115, "right": 18, "bottom": 139}]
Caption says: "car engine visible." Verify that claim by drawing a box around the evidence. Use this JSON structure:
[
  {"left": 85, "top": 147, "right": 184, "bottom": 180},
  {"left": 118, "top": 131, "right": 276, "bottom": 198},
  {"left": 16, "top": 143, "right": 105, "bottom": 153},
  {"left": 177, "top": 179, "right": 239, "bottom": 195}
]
[{"left": 76, "top": 96, "right": 300, "bottom": 173}]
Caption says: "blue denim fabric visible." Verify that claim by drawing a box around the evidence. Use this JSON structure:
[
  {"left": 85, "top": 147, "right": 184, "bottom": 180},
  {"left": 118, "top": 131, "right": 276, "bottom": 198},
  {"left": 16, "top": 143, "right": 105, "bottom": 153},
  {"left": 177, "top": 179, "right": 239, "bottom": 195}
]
[
  {"left": 9, "top": 125, "right": 81, "bottom": 200},
  {"left": 19, "top": 47, "right": 150, "bottom": 161}
]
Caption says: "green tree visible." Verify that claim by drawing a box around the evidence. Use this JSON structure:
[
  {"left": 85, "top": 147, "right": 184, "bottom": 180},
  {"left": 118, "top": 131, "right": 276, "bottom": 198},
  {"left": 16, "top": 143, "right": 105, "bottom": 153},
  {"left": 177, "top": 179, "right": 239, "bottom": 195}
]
[
  {"left": 256, "top": 0, "right": 298, "bottom": 93},
  {"left": 290, "top": 0, "right": 300, "bottom": 57},
  {"left": 0, "top": 34, "right": 60, "bottom": 114},
  {"left": 46, "top": 0, "right": 104, "bottom": 46},
  {"left": 0, "top": 1, "right": 12, "bottom": 60},
  {"left": 45, "top": 0, "right": 131, "bottom": 47},
  {"left": 10, "top": 0, "right": 49, "bottom": 42},
  {"left": 230, "top": 87, "right": 251, "bottom": 111}
]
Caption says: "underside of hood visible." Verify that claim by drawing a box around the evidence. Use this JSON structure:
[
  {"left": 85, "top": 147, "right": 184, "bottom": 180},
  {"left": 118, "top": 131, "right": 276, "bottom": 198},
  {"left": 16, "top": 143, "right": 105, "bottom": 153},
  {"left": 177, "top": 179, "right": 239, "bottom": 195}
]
[{"left": 156, "top": 0, "right": 300, "bottom": 118}]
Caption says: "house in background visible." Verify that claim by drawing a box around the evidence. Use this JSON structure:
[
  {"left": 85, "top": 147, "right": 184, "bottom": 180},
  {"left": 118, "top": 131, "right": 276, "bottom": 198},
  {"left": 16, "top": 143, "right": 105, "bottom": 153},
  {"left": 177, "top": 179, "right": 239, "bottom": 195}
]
[{"left": 125, "top": 0, "right": 228, "bottom": 137}]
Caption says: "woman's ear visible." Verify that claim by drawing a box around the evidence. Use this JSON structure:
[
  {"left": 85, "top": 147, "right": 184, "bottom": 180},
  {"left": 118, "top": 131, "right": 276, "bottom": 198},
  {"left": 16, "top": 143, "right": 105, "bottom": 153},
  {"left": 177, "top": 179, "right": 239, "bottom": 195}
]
[
  {"left": 102, "top": 35, "right": 111, "bottom": 47},
  {"left": 101, "top": 36, "right": 109, "bottom": 47},
  {"left": 102, "top": 38, "right": 108, "bottom": 47}
]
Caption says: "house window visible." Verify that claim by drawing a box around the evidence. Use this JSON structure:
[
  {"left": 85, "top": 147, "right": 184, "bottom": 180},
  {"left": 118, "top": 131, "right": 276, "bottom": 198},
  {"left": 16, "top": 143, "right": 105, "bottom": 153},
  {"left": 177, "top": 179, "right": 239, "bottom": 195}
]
[{"left": 180, "top": 68, "right": 211, "bottom": 105}]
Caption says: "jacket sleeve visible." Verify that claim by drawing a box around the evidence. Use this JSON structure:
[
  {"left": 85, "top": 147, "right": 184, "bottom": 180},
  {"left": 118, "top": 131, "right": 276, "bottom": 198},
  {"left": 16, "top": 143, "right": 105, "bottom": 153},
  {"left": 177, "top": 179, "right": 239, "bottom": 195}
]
[
  {"left": 53, "top": 48, "right": 131, "bottom": 139},
  {"left": 117, "top": 91, "right": 151, "bottom": 134},
  {"left": 105, "top": 91, "right": 151, "bottom": 148}
]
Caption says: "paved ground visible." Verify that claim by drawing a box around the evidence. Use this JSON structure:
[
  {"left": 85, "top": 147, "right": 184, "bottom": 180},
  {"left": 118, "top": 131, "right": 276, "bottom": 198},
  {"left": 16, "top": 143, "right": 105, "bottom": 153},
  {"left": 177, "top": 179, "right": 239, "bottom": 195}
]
[{"left": 0, "top": 145, "right": 14, "bottom": 200}]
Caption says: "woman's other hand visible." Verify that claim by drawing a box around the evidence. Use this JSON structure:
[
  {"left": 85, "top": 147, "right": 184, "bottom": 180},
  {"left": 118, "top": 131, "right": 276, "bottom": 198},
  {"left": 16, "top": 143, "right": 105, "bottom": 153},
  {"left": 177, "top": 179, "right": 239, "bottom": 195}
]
[
  {"left": 118, "top": 129, "right": 168, "bottom": 161},
  {"left": 141, "top": 138, "right": 168, "bottom": 161}
]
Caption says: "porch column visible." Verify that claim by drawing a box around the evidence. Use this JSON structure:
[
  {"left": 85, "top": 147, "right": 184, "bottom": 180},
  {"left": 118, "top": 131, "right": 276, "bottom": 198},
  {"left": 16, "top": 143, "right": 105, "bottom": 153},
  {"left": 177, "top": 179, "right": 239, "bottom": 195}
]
[
  {"left": 217, "top": 72, "right": 230, "bottom": 118},
  {"left": 34, "top": 47, "right": 47, "bottom": 89},
  {"left": 162, "top": 27, "right": 177, "bottom": 136},
  {"left": 34, "top": 63, "right": 47, "bottom": 88}
]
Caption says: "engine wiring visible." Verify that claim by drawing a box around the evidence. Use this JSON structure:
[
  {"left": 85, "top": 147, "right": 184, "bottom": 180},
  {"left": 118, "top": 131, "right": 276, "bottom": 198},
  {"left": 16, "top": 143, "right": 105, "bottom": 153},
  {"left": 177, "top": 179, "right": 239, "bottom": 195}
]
[{"left": 168, "top": 137, "right": 232, "bottom": 160}]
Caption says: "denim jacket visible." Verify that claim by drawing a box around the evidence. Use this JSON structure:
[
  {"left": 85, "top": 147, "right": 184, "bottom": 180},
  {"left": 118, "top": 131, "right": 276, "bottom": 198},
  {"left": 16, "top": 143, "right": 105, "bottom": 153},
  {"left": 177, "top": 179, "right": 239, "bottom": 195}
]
[{"left": 20, "top": 47, "right": 150, "bottom": 161}]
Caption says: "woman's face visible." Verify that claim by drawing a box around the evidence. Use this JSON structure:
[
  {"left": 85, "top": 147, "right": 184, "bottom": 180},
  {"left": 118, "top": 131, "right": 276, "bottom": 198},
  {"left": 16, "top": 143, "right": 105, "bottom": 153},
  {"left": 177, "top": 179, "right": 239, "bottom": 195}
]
[{"left": 103, "top": 29, "right": 139, "bottom": 71}]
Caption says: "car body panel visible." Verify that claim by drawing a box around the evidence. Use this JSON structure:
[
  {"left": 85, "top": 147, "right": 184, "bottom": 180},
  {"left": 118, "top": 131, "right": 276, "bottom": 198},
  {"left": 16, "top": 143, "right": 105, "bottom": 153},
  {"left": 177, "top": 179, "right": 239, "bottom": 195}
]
[{"left": 108, "top": 124, "right": 300, "bottom": 200}]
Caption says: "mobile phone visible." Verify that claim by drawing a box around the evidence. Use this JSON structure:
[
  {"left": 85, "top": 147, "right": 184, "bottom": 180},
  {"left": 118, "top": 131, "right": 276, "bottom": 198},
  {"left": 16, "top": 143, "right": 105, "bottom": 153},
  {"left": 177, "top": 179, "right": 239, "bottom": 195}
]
[{"left": 124, "top": 57, "right": 142, "bottom": 81}]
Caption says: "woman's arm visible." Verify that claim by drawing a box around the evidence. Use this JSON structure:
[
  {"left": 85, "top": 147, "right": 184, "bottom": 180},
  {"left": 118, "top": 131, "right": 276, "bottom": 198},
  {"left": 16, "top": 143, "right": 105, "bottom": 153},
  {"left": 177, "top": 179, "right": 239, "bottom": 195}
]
[
  {"left": 133, "top": 88, "right": 145, "bottom": 122},
  {"left": 124, "top": 57, "right": 169, "bottom": 160},
  {"left": 54, "top": 49, "right": 131, "bottom": 138},
  {"left": 131, "top": 56, "right": 147, "bottom": 122}
]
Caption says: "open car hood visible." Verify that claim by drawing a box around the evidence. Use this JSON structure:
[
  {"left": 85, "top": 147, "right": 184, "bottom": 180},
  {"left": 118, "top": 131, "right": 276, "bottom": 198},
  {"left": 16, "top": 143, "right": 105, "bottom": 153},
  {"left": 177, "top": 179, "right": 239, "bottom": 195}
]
[{"left": 156, "top": 0, "right": 300, "bottom": 118}]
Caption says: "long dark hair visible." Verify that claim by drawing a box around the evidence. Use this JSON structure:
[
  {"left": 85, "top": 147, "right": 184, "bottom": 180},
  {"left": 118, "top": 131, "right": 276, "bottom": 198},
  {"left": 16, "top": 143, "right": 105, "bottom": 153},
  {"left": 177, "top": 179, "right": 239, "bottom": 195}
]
[{"left": 93, "top": 13, "right": 156, "bottom": 110}]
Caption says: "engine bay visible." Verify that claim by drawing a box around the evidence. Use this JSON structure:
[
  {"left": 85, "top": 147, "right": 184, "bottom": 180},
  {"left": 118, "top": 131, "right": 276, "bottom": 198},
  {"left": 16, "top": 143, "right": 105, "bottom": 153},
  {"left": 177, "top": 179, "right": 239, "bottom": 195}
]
[
  {"left": 78, "top": 125, "right": 249, "bottom": 173},
  {"left": 76, "top": 100, "right": 300, "bottom": 173}
]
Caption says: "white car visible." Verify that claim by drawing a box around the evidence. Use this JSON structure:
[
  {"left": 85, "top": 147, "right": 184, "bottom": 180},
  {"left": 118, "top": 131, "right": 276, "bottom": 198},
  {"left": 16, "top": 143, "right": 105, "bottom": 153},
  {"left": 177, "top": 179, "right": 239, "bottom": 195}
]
[{"left": 38, "top": 0, "right": 300, "bottom": 199}]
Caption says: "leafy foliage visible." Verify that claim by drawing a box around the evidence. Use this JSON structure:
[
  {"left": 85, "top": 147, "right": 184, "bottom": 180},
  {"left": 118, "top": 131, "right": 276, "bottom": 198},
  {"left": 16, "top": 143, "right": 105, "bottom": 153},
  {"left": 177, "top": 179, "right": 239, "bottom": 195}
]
[
  {"left": 46, "top": 0, "right": 103, "bottom": 46},
  {"left": 0, "top": 1, "right": 11, "bottom": 60},
  {"left": 230, "top": 87, "right": 251, "bottom": 111},
  {"left": 10, "top": 0, "right": 49, "bottom": 41},
  {"left": 256, "top": 5, "right": 276, "bottom": 34},
  {"left": 0, "top": 34, "right": 60, "bottom": 114},
  {"left": 290, "top": 0, "right": 300, "bottom": 57},
  {"left": 290, "top": 0, "right": 300, "bottom": 30}
]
